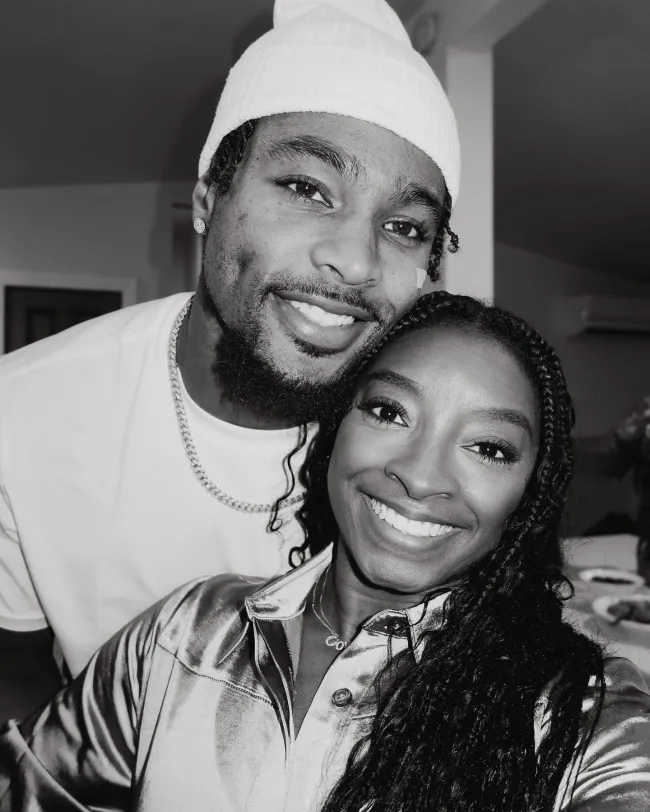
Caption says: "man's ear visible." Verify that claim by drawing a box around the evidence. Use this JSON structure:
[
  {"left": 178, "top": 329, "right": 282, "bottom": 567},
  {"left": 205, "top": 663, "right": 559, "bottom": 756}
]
[{"left": 192, "top": 174, "right": 218, "bottom": 227}]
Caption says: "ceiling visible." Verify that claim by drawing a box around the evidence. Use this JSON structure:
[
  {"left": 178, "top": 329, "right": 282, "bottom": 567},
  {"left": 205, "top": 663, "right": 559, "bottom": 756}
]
[
  {"left": 495, "top": 0, "right": 650, "bottom": 282},
  {"left": 3, "top": 0, "right": 648, "bottom": 281},
  {"left": 1, "top": 0, "right": 422, "bottom": 188}
]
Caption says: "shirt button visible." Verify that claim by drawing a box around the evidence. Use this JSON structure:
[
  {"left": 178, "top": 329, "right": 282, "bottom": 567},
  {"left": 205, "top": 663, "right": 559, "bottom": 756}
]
[{"left": 331, "top": 688, "right": 353, "bottom": 707}]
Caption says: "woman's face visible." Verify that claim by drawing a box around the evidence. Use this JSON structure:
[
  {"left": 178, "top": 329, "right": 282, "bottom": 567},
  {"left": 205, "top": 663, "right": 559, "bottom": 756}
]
[{"left": 327, "top": 325, "right": 540, "bottom": 597}]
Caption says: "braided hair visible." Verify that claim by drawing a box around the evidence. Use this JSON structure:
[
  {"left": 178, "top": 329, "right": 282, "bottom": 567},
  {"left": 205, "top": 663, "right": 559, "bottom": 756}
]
[{"left": 292, "top": 292, "right": 604, "bottom": 812}]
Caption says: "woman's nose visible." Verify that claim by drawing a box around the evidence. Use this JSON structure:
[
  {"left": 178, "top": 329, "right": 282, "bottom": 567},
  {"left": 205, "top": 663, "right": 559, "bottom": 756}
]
[{"left": 384, "top": 440, "right": 458, "bottom": 501}]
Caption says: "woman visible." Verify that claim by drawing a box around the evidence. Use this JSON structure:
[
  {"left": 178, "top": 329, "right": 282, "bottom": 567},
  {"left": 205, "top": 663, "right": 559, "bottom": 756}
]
[{"left": 1, "top": 292, "right": 649, "bottom": 812}]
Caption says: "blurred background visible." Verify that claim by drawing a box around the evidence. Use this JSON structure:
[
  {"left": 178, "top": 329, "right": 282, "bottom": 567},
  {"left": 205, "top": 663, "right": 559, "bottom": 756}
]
[{"left": 1, "top": 0, "right": 650, "bottom": 536}]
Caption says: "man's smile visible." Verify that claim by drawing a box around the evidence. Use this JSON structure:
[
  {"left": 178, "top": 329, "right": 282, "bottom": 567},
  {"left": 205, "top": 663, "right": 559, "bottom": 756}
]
[
  {"left": 287, "top": 301, "right": 355, "bottom": 327},
  {"left": 271, "top": 292, "right": 372, "bottom": 352}
]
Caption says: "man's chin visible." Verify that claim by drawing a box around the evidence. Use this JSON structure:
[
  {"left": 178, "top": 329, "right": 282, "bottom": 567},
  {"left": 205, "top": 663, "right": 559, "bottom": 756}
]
[{"left": 213, "top": 330, "right": 359, "bottom": 425}]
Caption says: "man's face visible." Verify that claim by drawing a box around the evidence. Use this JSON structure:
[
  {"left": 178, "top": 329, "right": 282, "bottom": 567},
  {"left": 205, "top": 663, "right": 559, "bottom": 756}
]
[{"left": 198, "top": 112, "right": 446, "bottom": 402}]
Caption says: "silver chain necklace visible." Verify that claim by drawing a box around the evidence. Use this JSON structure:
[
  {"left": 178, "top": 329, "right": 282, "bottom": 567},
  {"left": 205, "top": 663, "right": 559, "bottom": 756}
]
[
  {"left": 168, "top": 297, "right": 305, "bottom": 514},
  {"left": 312, "top": 565, "right": 349, "bottom": 651}
]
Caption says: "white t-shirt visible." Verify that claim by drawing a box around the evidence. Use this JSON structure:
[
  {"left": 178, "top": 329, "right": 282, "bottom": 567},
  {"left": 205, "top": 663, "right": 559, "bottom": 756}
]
[{"left": 0, "top": 293, "right": 308, "bottom": 676}]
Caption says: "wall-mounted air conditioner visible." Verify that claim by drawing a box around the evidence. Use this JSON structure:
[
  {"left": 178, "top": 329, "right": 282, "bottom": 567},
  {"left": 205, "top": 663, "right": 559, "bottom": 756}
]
[{"left": 558, "top": 295, "right": 650, "bottom": 337}]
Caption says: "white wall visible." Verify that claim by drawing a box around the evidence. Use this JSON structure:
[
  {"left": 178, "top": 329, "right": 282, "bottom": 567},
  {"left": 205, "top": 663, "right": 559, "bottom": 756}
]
[
  {"left": 495, "top": 242, "right": 650, "bottom": 533},
  {"left": 0, "top": 181, "right": 195, "bottom": 303},
  {"left": 495, "top": 242, "right": 650, "bottom": 439}
]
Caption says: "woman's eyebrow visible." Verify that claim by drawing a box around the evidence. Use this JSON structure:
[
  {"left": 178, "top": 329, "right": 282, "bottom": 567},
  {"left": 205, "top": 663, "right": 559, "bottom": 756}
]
[
  {"left": 469, "top": 407, "right": 534, "bottom": 440},
  {"left": 363, "top": 369, "right": 423, "bottom": 397},
  {"left": 260, "top": 134, "right": 366, "bottom": 184},
  {"left": 363, "top": 373, "right": 534, "bottom": 440}
]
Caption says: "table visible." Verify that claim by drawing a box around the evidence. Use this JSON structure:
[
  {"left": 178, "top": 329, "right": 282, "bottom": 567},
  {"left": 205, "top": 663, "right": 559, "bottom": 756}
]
[{"left": 563, "top": 534, "right": 650, "bottom": 679}]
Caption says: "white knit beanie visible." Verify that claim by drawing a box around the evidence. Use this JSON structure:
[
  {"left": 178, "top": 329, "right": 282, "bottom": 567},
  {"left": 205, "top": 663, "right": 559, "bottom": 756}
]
[{"left": 198, "top": 0, "right": 460, "bottom": 202}]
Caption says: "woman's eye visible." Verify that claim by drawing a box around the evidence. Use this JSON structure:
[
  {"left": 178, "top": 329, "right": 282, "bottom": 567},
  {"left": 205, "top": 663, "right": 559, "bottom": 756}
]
[
  {"left": 468, "top": 442, "right": 516, "bottom": 465},
  {"left": 286, "top": 180, "right": 328, "bottom": 205},
  {"left": 384, "top": 220, "right": 423, "bottom": 241},
  {"left": 369, "top": 404, "right": 406, "bottom": 426}
]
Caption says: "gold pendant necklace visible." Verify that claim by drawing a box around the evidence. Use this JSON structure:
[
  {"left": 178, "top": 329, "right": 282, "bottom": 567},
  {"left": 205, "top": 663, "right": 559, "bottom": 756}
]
[{"left": 311, "top": 565, "right": 349, "bottom": 651}]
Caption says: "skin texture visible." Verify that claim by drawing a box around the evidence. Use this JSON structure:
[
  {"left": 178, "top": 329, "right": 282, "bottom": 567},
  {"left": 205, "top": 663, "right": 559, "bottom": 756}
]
[
  {"left": 323, "top": 325, "right": 540, "bottom": 641},
  {"left": 179, "top": 112, "right": 446, "bottom": 429}
]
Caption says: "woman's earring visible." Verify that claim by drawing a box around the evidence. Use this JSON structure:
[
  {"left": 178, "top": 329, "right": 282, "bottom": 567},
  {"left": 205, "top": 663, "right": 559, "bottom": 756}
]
[
  {"left": 415, "top": 268, "right": 427, "bottom": 291},
  {"left": 193, "top": 217, "right": 206, "bottom": 235}
]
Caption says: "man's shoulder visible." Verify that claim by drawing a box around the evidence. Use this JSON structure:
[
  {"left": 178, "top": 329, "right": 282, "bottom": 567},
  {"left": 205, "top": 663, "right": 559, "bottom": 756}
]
[
  {"left": 0, "top": 294, "right": 191, "bottom": 418},
  {"left": 0, "top": 293, "right": 191, "bottom": 389}
]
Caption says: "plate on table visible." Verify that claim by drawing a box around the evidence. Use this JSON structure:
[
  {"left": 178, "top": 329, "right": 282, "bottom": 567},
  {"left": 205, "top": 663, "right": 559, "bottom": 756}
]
[
  {"left": 577, "top": 567, "right": 645, "bottom": 596},
  {"left": 592, "top": 594, "right": 650, "bottom": 631}
]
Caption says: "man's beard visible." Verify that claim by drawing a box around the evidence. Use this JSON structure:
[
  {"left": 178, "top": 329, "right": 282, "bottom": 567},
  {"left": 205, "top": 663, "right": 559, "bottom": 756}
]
[
  {"left": 213, "top": 320, "right": 361, "bottom": 425},
  {"left": 200, "top": 280, "right": 367, "bottom": 425}
]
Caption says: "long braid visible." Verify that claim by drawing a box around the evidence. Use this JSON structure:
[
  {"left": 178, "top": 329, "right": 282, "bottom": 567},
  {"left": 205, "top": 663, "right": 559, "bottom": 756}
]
[
  {"left": 291, "top": 291, "right": 605, "bottom": 812},
  {"left": 427, "top": 188, "right": 458, "bottom": 282}
]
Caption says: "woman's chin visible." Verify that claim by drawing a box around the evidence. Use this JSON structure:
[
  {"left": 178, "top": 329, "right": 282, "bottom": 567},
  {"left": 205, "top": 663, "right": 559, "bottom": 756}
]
[{"left": 353, "top": 555, "right": 442, "bottom": 598}]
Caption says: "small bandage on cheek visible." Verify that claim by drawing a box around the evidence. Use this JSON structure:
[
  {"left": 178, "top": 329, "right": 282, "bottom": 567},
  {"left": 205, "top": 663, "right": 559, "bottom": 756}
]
[{"left": 416, "top": 268, "right": 427, "bottom": 291}]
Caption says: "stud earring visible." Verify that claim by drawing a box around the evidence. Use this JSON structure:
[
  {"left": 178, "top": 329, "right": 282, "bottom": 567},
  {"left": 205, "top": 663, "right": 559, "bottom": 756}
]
[
  {"left": 415, "top": 267, "right": 427, "bottom": 291},
  {"left": 193, "top": 217, "right": 206, "bottom": 235}
]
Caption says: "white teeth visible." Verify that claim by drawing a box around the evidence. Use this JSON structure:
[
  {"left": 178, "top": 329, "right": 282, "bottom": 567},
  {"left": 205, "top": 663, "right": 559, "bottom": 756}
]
[
  {"left": 369, "top": 497, "right": 456, "bottom": 538},
  {"left": 287, "top": 300, "right": 355, "bottom": 327}
]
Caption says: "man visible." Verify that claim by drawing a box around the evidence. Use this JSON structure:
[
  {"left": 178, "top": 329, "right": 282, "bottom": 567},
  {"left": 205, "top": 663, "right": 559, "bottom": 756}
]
[{"left": 0, "top": 0, "right": 460, "bottom": 719}]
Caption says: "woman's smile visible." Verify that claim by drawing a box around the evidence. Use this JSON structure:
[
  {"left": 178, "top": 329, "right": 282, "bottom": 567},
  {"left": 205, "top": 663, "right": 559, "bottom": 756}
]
[{"left": 366, "top": 494, "right": 459, "bottom": 538}]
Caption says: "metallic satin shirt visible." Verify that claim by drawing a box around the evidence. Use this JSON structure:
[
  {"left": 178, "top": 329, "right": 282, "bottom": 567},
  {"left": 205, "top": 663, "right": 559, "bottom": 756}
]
[{"left": 2, "top": 546, "right": 650, "bottom": 811}]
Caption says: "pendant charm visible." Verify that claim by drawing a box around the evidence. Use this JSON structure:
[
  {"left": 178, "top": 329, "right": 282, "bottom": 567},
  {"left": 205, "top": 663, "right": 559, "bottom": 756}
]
[{"left": 326, "top": 634, "right": 347, "bottom": 651}]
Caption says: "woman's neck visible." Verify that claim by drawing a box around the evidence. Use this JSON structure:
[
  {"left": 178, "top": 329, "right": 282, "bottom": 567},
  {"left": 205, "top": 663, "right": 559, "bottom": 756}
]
[{"left": 320, "top": 546, "right": 432, "bottom": 644}]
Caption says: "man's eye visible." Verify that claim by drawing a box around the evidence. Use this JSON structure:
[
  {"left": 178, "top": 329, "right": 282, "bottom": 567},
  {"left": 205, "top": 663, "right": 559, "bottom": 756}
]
[
  {"left": 384, "top": 221, "right": 423, "bottom": 240},
  {"left": 287, "top": 180, "right": 327, "bottom": 204}
]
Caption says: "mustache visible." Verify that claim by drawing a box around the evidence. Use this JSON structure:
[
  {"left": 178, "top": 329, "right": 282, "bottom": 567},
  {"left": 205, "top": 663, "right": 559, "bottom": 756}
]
[{"left": 264, "top": 277, "right": 385, "bottom": 322}]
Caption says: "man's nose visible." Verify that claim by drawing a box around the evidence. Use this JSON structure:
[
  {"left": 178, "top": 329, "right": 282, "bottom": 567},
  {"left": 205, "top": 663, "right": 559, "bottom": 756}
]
[{"left": 310, "top": 219, "right": 378, "bottom": 286}]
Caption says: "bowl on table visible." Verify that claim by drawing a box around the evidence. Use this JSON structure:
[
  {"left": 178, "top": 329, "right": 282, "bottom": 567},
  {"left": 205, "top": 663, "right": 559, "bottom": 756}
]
[
  {"left": 576, "top": 567, "right": 645, "bottom": 597},
  {"left": 592, "top": 594, "right": 650, "bottom": 631}
]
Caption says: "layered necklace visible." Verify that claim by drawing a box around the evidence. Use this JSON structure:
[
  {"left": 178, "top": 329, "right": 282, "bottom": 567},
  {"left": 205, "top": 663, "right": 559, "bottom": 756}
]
[
  {"left": 311, "top": 564, "right": 349, "bottom": 651},
  {"left": 168, "top": 297, "right": 304, "bottom": 514}
]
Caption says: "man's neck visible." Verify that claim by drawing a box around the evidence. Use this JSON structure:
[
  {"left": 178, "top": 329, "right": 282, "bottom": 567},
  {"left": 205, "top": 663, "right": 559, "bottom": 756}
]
[{"left": 175, "top": 296, "right": 295, "bottom": 431}]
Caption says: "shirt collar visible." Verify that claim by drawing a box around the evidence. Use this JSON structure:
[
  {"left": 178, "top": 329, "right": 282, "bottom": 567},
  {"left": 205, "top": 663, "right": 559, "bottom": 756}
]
[
  {"left": 245, "top": 544, "right": 334, "bottom": 621},
  {"left": 245, "top": 544, "right": 461, "bottom": 663}
]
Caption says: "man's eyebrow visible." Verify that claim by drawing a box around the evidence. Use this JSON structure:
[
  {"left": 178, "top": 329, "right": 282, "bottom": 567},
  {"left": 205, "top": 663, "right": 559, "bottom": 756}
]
[
  {"left": 391, "top": 180, "right": 444, "bottom": 220},
  {"left": 363, "top": 369, "right": 423, "bottom": 397},
  {"left": 260, "top": 135, "right": 367, "bottom": 183},
  {"left": 469, "top": 408, "right": 534, "bottom": 440}
]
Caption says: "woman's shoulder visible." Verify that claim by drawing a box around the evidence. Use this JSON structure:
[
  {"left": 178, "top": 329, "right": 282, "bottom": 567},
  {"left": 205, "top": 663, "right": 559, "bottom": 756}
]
[
  {"left": 150, "top": 573, "right": 272, "bottom": 664},
  {"left": 592, "top": 656, "right": 650, "bottom": 732},
  {"left": 554, "top": 657, "right": 650, "bottom": 810},
  {"left": 601, "top": 655, "right": 650, "bottom": 694},
  {"left": 535, "top": 656, "right": 650, "bottom": 756}
]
